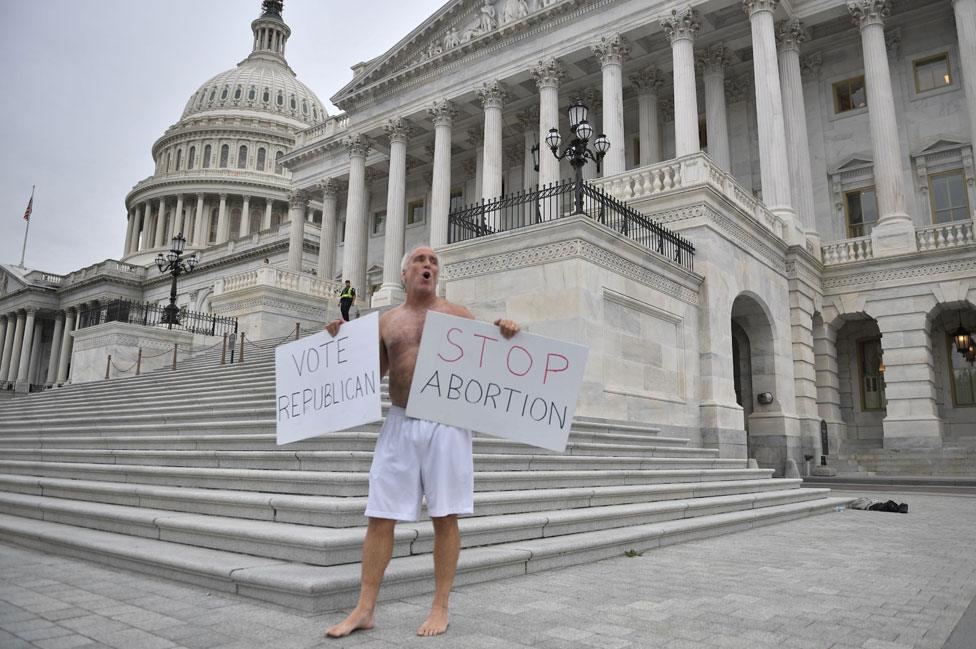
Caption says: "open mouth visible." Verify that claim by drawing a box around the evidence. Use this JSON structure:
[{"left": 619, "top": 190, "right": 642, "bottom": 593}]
[{"left": 422, "top": 271, "right": 431, "bottom": 280}]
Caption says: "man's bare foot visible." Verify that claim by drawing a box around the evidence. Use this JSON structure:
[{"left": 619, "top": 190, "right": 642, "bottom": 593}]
[
  {"left": 416, "top": 605, "right": 449, "bottom": 637},
  {"left": 325, "top": 607, "right": 374, "bottom": 638}
]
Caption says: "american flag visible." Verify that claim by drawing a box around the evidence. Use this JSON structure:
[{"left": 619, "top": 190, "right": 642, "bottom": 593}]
[{"left": 23, "top": 190, "right": 33, "bottom": 221}]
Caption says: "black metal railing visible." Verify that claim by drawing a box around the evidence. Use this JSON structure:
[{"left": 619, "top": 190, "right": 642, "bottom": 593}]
[
  {"left": 76, "top": 298, "right": 238, "bottom": 337},
  {"left": 448, "top": 179, "right": 695, "bottom": 270}
]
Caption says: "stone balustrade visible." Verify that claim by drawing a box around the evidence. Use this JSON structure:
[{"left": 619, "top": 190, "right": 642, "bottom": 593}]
[
  {"left": 213, "top": 266, "right": 342, "bottom": 299},
  {"left": 821, "top": 236, "right": 874, "bottom": 265},
  {"left": 916, "top": 220, "right": 976, "bottom": 252},
  {"left": 130, "top": 167, "right": 292, "bottom": 194},
  {"left": 62, "top": 261, "right": 146, "bottom": 286},
  {"left": 592, "top": 153, "right": 786, "bottom": 240},
  {"left": 296, "top": 114, "right": 351, "bottom": 147}
]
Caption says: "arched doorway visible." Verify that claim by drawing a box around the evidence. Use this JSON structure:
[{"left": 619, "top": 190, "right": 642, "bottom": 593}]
[{"left": 730, "top": 293, "right": 778, "bottom": 467}]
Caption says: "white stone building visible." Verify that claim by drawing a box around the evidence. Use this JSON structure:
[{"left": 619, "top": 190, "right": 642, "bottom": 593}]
[{"left": 1, "top": 0, "right": 975, "bottom": 475}]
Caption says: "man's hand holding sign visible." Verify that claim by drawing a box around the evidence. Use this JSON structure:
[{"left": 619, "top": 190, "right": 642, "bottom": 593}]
[{"left": 296, "top": 245, "right": 586, "bottom": 640}]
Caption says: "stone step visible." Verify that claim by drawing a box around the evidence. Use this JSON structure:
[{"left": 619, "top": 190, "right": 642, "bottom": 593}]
[
  {"left": 0, "top": 460, "right": 773, "bottom": 496},
  {"left": 0, "top": 488, "right": 830, "bottom": 567},
  {"left": 0, "top": 448, "right": 738, "bottom": 471},
  {"left": 0, "top": 497, "right": 849, "bottom": 612},
  {"left": 0, "top": 474, "right": 801, "bottom": 527}
]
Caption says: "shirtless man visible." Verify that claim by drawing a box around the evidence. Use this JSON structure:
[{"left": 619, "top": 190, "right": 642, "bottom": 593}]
[{"left": 325, "top": 245, "right": 519, "bottom": 638}]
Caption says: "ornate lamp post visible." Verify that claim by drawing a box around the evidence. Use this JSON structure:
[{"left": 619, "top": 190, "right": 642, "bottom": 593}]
[
  {"left": 154, "top": 233, "right": 199, "bottom": 328},
  {"left": 545, "top": 99, "right": 610, "bottom": 214}
]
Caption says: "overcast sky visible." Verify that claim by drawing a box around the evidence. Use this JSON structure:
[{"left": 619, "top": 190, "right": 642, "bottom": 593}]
[{"left": 0, "top": 0, "right": 445, "bottom": 275}]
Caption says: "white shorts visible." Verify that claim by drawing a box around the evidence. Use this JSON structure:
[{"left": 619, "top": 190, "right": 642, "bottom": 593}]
[{"left": 365, "top": 406, "right": 474, "bottom": 522}]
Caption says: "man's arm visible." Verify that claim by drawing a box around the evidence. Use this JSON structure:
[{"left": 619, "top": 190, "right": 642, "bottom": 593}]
[
  {"left": 325, "top": 316, "right": 389, "bottom": 378},
  {"left": 445, "top": 303, "right": 519, "bottom": 340}
]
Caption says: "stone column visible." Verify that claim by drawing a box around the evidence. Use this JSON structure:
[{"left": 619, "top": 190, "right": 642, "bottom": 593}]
[
  {"left": 124, "top": 209, "right": 137, "bottom": 255},
  {"left": 140, "top": 202, "right": 153, "bottom": 251},
  {"left": 192, "top": 194, "right": 206, "bottom": 246},
  {"left": 239, "top": 195, "right": 251, "bottom": 238},
  {"left": 15, "top": 309, "right": 37, "bottom": 391},
  {"left": 0, "top": 316, "right": 6, "bottom": 369},
  {"left": 169, "top": 194, "right": 183, "bottom": 240},
  {"left": 744, "top": 0, "right": 798, "bottom": 237},
  {"left": 342, "top": 134, "right": 371, "bottom": 292},
  {"left": 123, "top": 209, "right": 136, "bottom": 256},
  {"left": 263, "top": 200, "right": 274, "bottom": 231},
  {"left": 287, "top": 190, "right": 307, "bottom": 273},
  {"left": 516, "top": 109, "right": 540, "bottom": 191},
  {"left": 428, "top": 101, "right": 457, "bottom": 248},
  {"left": 2, "top": 312, "right": 24, "bottom": 386},
  {"left": 479, "top": 81, "right": 507, "bottom": 206},
  {"left": 26, "top": 319, "right": 43, "bottom": 388},
  {"left": 215, "top": 193, "right": 230, "bottom": 243},
  {"left": 153, "top": 197, "right": 167, "bottom": 248},
  {"left": 631, "top": 68, "right": 666, "bottom": 166},
  {"left": 0, "top": 315, "right": 11, "bottom": 382},
  {"left": 697, "top": 44, "right": 733, "bottom": 172},
  {"left": 45, "top": 312, "right": 65, "bottom": 386},
  {"left": 374, "top": 119, "right": 413, "bottom": 308},
  {"left": 848, "top": 0, "right": 915, "bottom": 255},
  {"left": 533, "top": 57, "right": 566, "bottom": 189},
  {"left": 592, "top": 33, "right": 630, "bottom": 176},
  {"left": 661, "top": 8, "right": 701, "bottom": 157},
  {"left": 876, "top": 312, "right": 943, "bottom": 448},
  {"left": 777, "top": 19, "right": 820, "bottom": 248},
  {"left": 317, "top": 179, "right": 340, "bottom": 281},
  {"left": 954, "top": 0, "right": 976, "bottom": 168},
  {"left": 467, "top": 129, "right": 485, "bottom": 202},
  {"left": 56, "top": 309, "right": 75, "bottom": 385}
]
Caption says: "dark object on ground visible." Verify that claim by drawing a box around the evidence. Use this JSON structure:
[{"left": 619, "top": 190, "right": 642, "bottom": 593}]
[{"left": 848, "top": 497, "right": 908, "bottom": 513}]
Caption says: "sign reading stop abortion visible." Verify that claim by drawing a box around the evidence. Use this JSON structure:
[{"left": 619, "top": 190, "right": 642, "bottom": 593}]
[
  {"left": 406, "top": 311, "right": 588, "bottom": 452},
  {"left": 275, "top": 311, "right": 381, "bottom": 445}
]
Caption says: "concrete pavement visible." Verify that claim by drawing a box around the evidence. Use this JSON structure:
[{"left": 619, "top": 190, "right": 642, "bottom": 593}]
[{"left": 1, "top": 490, "right": 974, "bottom": 649}]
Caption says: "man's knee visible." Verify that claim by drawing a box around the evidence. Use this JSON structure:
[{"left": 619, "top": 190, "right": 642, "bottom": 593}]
[
  {"left": 430, "top": 515, "right": 459, "bottom": 534},
  {"left": 367, "top": 516, "right": 398, "bottom": 535}
]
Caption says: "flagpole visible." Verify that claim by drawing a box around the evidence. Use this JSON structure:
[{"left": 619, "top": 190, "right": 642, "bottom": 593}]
[{"left": 20, "top": 185, "right": 33, "bottom": 268}]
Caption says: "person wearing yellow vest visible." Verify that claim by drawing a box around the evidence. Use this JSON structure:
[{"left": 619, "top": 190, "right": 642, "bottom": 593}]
[{"left": 338, "top": 280, "right": 356, "bottom": 322}]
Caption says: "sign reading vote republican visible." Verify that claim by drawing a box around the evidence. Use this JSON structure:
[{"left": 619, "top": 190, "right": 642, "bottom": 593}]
[
  {"left": 406, "top": 311, "right": 588, "bottom": 453},
  {"left": 275, "top": 311, "right": 381, "bottom": 445}
]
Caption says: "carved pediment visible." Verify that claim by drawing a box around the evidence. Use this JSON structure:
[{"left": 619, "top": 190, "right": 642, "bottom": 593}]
[
  {"left": 331, "top": 0, "right": 581, "bottom": 110},
  {"left": 914, "top": 137, "right": 966, "bottom": 156},
  {"left": 830, "top": 155, "right": 873, "bottom": 174}
]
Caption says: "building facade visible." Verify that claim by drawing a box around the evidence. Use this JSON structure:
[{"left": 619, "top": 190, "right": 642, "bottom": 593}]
[{"left": 2, "top": 0, "right": 975, "bottom": 475}]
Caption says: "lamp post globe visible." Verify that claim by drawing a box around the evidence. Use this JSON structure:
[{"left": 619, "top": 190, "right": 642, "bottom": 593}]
[
  {"left": 157, "top": 232, "right": 198, "bottom": 328},
  {"left": 546, "top": 97, "right": 610, "bottom": 215}
]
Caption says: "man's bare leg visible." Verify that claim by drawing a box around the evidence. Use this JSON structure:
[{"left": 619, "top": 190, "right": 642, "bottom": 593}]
[
  {"left": 417, "top": 515, "right": 460, "bottom": 636},
  {"left": 326, "top": 517, "right": 396, "bottom": 638}
]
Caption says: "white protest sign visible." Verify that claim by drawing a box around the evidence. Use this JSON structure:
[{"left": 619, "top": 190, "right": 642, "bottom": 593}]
[
  {"left": 275, "top": 311, "right": 381, "bottom": 445},
  {"left": 406, "top": 311, "right": 588, "bottom": 453}
]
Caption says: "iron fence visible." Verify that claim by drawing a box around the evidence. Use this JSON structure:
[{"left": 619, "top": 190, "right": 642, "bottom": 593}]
[
  {"left": 76, "top": 298, "right": 238, "bottom": 337},
  {"left": 447, "top": 179, "right": 695, "bottom": 270}
]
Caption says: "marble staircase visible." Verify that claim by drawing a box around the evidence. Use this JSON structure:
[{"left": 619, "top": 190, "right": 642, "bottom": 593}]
[{"left": 0, "top": 343, "right": 848, "bottom": 613}]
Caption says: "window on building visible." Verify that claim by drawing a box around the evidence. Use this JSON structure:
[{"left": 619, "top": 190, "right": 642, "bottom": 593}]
[
  {"left": 203, "top": 144, "right": 211, "bottom": 169},
  {"left": 290, "top": 95, "right": 297, "bottom": 110},
  {"left": 947, "top": 335, "right": 976, "bottom": 407},
  {"left": 276, "top": 91, "right": 284, "bottom": 106},
  {"left": 914, "top": 53, "right": 952, "bottom": 93},
  {"left": 833, "top": 75, "right": 867, "bottom": 113},
  {"left": 208, "top": 208, "right": 219, "bottom": 243},
  {"left": 221, "top": 86, "right": 229, "bottom": 100},
  {"left": 262, "top": 88, "right": 270, "bottom": 103},
  {"left": 449, "top": 189, "right": 465, "bottom": 212},
  {"left": 248, "top": 86, "right": 256, "bottom": 101},
  {"left": 175, "top": 149, "right": 182, "bottom": 171},
  {"left": 929, "top": 171, "right": 970, "bottom": 223},
  {"left": 858, "top": 338, "right": 887, "bottom": 411},
  {"left": 407, "top": 199, "right": 425, "bottom": 225},
  {"left": 302, "top": 100, "right": 308, "bottom": 115},
  {"left": 188, "top": 146, "right": 196, "bottom": 170},
  {"left": 274, "top": 151, "right": 284, "bottom": 174},
  {"left": 165, "top": 151, "right": 171, "bottom": 172},
  {"left": 256, "top": 147, "right": 266, "bottom": 171},
  {"left": 209, "top": 88, "right": 216, "bottom": 102},
  {"left": 372, "top": 210, "right": 386, "bottom": 236},
  {"left": 844, "top": 188, "right": 878, "bottom": 238},
  {"left": 237, "top": 145, "right": 248, "bottom": 169},
  {"left": 219, "top": 144, "right": 229, "bottom": 168},
  {"left": 312, "top": 106, "right": 318, "bottom": 120}
]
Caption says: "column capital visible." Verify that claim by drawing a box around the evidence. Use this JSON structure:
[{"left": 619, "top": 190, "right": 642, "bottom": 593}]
[
  {"left": 196, "top": 192, "right": 205, "bottom": 200},
  {"left": 384, "top": 118, "right": 414, "bottom": 144},
  {"left": 630, "top": 67, "right": 667, "bottom": 95},
  {"left": 345, "top": 134, "right": 371, "bottom": 158},
  {"left": 695, "top": 44, "right": 734, "bottom": 76},
  {"left": 218, "top": 193, "right": 228, "bottom": 200},
  {"left": 289, "top": 190, "right": 308, "bottom": 209},
  {"left": 776, "top": 18, "right": 808, "bottom": 52},
  {"left": 318, "top": 177, "right": 340, "bottom": 198},
  {"left": 531, "top": 57, "right": 566, "bottom": 89},
  {"left": 659, "top": 97, "right": 675, "bottom": 123},
  {"left": 742, "top": 0, "right": 780, "bottom": 18},
  {"left": 847, "top": 0, "right": 890, "bottom": 30},
  {"left": 660, "top": 7, "right": 701, "bottom": 44},
  {"left": 466, "top": 127, "right": 484, "bottom": 147},
  {"left": 591, "top": 32, "right": 630, "bottom": 67},
  {"left": 55, "top": 311, "right": 65, "bottom": 322},
  {"left": 514, "top": 107, "right": 539, "bottom": 132},
  {"left": 427, "top": 99, "right": 458, "bottom": 127},
  {"left": 800, "top": 51, "right": 823, "bottom": 77},
  {"left": 477, "top": 80, "right": 508, "bottom": 109}
]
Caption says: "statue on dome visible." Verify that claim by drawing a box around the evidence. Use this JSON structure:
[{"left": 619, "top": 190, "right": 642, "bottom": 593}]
[{"left": 261, "top": 0, "right": 283, "bottom": 18}]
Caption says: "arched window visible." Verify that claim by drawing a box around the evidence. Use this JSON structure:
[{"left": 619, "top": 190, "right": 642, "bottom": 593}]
[
  {"left": 197, "top": 92, "right": 205, "bottom": 108},
  {"left": 220, "top": 86, "right": 229, "bottom": 100},
  {"left": 175, "top": 149, "right": 183, "bottom": 171},
  {"left": 274, "top": 150, "right": 284, "bottom": 174},
  {"left": 230, "top": 207, "right": 242, "bottom": 238},
  {"left": 188, "top": 146, "right": 196, "bottom": 169},
  {"left": 237, "top": 145, "right": 247, "bottom": 169},
  {"left": 208, "top": 208, "right": 219, "bottom": 243},
  {"left": 302, "top": 100, "right": 308, "bottom": 115},
  {"left": 276, "top": 91, "right": 284, "bottom": 106},
  {"left": 248, "top": 86, "right": 256, "bottom": 101},
  {"left": 165, "top": 151, "right": 171, "bottom": 171},
  {"left": 233, "top": 86, "right": 242, "bottom": 100},
  {"left": 203, "top": 144, "right": 211, "bottom": 168},
  {"left": 256, "top": 147, "right": 266, "bottom": 171},
  {"left": 219, "top": 144, "right": 229, "bottom": 168},
  {"left": 290, "top": 94, "right": 297, "bottom": 110},
  {"left": 312, "top": 106, "right": 318, "bottom": 120},
  {"left": 262, "top": 88, "right": 270, "bottom": 103},
  {"left": 209, "top": 88, "right": 216, "bottom": 102}
]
